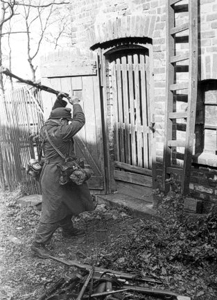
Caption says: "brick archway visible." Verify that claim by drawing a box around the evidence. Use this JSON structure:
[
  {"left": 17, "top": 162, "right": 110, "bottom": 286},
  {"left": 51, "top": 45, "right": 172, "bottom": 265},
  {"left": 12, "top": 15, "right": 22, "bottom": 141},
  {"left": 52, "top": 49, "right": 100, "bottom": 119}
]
[{"left": 88, "top": 14, "right": 156, "bottom": 49}]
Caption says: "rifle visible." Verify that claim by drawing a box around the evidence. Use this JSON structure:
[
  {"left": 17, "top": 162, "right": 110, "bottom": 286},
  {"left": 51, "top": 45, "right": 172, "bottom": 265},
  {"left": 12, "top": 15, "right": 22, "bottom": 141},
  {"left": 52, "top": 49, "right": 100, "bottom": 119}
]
[
  {"left": 37, "top": 255, "right": 191, "bottom": 300},
  {"left": 0, "top": 67, "right": 69, "bottom": 98},
  {"left": 47, "top": 255, "right": 162, "bottom": 285},
  {"left": 39, "top": 277, "right": 65, "bottom": 300}
]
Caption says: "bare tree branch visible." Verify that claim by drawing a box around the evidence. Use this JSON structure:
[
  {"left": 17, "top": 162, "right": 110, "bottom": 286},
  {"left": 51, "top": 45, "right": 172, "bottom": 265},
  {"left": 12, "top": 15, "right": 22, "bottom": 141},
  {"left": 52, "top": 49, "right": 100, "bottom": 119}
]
[
  {"left": 1, "top": 31, "right": 28, "bottom": 35},
  {"left": 31, "top": 4, "right": 54, "bottom": 59},
  {"left": 46, "top": 15, "right": 70, "bottom": 49},
  {"left": 1, "top": 0, "right": 72, "bottom": 83},
  {"left": 1, "top": 1, "right": 16, "bottom": 25},
  {"left": 16, "top": 1, "right": 70, "bottom": 8}
]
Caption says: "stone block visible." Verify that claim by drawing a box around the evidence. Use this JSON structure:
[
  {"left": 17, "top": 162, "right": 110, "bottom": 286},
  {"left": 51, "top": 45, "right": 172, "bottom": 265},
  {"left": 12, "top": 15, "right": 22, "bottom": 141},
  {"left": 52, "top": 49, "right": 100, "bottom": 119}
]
[
  {"left": 206, "top": 12, "right": 217, "bottom": 22},
  {"left": 184, "top": 197, "right": 203, "bottom": 213},
  {"left": 194, "top": 184, "right": 213, "bottom": 194}
]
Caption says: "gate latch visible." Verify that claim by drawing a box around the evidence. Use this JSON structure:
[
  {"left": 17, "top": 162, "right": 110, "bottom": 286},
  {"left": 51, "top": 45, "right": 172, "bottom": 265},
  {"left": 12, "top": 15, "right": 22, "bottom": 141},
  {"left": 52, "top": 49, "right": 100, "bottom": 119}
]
[{"left": 149, "top": 122, "right": 155, "bottom": 133}]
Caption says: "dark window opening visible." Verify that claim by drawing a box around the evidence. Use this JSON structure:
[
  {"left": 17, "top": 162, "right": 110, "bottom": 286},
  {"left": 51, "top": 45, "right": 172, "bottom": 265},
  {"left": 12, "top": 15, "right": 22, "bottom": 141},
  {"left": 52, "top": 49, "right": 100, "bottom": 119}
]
[{"left": 198, "top": 80, "right": 217, "bottom": 156}]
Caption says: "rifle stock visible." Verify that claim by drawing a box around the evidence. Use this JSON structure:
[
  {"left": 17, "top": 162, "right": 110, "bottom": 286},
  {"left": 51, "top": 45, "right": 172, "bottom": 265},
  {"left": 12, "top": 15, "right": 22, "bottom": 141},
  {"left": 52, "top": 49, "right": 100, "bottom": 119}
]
[{"left": 0, "top": 67, "right": 69, "bottom": 98}]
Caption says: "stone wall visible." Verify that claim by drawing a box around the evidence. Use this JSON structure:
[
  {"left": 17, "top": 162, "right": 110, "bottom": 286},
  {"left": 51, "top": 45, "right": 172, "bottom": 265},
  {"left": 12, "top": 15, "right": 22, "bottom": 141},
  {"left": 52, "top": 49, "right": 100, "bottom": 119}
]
[{"left": 67, "top": 0, "right": 217, "bottom": 210}]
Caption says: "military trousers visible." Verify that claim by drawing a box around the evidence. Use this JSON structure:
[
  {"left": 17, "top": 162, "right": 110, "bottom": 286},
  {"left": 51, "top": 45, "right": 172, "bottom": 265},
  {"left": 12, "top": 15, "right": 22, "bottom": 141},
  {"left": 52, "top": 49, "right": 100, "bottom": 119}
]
[{"left": 33, "top": 214, "right": 74, "bottom": 244}]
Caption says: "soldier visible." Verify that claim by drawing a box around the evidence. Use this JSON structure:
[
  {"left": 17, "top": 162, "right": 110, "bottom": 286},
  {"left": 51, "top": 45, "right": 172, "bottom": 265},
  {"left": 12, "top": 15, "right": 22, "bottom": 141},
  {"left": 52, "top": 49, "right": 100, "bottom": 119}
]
[{"left": 31, "top": 93, "right": 94, "bottom": 258}]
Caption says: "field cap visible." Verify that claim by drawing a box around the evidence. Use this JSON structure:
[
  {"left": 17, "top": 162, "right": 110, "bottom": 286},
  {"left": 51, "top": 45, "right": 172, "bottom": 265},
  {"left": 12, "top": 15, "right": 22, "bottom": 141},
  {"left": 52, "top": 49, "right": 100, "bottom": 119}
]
[{"left": 49, "top": 107, "right": 72, "bottom": 121}]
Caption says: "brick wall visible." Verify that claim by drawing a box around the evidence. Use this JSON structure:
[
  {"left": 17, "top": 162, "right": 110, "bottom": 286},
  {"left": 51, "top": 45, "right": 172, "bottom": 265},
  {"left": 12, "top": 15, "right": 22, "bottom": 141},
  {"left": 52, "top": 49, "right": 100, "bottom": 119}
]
[
  {"left": 190, "top": 166, "right": 217, "bottom": 213},
  {"left": 190, "top": 80, "right": 217, "bottom": 212},
  {"left": 66, "top": 0, "right": 217, "bottom": 210},
  {"left": 200, "top": 0, "right": 217, "bottom": 80},
  {"left": 70, "top": 0, "right": 167, "bottom": 182}
]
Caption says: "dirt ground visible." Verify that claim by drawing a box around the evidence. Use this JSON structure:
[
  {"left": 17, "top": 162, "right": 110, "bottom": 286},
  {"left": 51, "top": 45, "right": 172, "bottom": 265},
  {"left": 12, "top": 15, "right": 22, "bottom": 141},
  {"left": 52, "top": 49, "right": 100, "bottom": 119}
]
[{"left": 0, "top": 188, "right": 217, "bottom": 300}]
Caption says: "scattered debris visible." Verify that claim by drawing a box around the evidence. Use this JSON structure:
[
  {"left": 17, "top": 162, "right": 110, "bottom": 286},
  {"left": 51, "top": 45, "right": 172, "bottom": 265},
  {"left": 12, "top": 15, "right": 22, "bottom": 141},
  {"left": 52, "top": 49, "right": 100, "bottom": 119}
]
[
  {"left": 38, "top": 257, "right": 191, "bottom": 300},
  {"left": 0, "top": 189, "right": 217, "bottom": 300},
  {"left": 17, "top": 194, "right": 42, "bottom": 208},
  {"left": 7, "top": 236, "right": 23, "bottom": 245}
]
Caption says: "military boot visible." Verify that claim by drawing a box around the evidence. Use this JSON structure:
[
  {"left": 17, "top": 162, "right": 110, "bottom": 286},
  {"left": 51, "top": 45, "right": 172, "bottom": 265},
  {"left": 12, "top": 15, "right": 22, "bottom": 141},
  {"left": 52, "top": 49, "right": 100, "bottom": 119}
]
[
  {"left": 62, "top": 227, "right": 85, "bottom": 238},
  {"left": 31, "top": 242, "right": 51, "bottom": 259}
]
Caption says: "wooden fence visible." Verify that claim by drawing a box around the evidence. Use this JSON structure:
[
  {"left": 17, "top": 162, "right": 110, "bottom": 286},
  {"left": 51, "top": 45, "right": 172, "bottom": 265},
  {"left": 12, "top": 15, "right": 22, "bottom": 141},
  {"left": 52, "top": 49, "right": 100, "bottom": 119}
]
[{"left": 0, "top": 85, "right": 44, "bottom": 194}]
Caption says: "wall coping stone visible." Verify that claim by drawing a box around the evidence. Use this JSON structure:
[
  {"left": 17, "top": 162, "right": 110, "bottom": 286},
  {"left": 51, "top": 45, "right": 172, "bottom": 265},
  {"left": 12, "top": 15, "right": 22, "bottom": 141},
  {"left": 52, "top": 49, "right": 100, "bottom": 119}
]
[{"left": 193, "top": 152, "right": 217, "bottom": 167}]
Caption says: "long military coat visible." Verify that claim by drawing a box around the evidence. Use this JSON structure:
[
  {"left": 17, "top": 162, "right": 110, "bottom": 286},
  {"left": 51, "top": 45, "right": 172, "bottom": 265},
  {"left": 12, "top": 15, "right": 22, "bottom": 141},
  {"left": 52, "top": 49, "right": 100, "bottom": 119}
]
[{"left": 39, "top": 99, "right": 94, "bottom": 224}]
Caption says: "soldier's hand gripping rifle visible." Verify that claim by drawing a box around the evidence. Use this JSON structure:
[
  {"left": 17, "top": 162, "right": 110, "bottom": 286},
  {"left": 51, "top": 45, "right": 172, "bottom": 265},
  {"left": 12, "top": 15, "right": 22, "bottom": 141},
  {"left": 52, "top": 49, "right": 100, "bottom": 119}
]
[{"left": 0, "top": 67, "right": 70, "bottom": 99}]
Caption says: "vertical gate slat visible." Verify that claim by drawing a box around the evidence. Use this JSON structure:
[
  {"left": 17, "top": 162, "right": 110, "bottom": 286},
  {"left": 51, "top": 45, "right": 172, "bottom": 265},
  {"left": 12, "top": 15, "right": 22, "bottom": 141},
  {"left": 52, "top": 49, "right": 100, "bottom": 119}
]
[
  {"left": 80, "top": 76, "right": 101, "bottom": 170},
  {"left": 41, "top": 78, "right": 56, "bottom": 119},
  {"left": 20, "top": 89, "right": 33, "bottom": 193},
  {"left": 140, "top": 54, "right": 149, "bottom": 168},
  {"left": 60, "top": 77, "right": 73, "bottom": 97},
  {"left": 1, "top": 86, "right": 43, "bottom": 193},
  {"left": 92, "top": 70, "right": 105, "bottom": 176},
  {"left": 134, "top": 54, "right": 143, "bottom": 167},
  {"left": 128, "top": 54, "right": 137, "bottom": 165},
  {"left": 121, "top": 55, "right": 131, "bottom": 164},
  {"left": 9, "top": 90, "right": 22, "bottom": 182},
  {"left": 116, "top": 57, "right": 125, "bottom": 162},
  {"left": 100, "top": 49, "right": 113, "bottom": 193},
  {"left": 55, "top": 77, "right": 63, "bottom": 93},
  {"left": 26, "top": 90, "right": 35, "bottom": 194},
  {"left": 4, "top": 93, "right": 13, "bottom": 189},
  {"left": 145, "top": 55, "right": 152, "bottom": 168},
  {"left": 112, "top": 62, "right": 120, "bottom": 161}
]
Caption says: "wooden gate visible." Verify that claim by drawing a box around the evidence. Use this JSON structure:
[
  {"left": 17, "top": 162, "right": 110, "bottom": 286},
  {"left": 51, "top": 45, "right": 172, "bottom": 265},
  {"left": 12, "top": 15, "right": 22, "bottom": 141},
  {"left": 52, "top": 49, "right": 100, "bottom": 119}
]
[
  {"left": 102, "top": 46, "right": 154, "bottom": 196},
  {"left": 40, "top": 57, "right": 105, "bottom": 193}
]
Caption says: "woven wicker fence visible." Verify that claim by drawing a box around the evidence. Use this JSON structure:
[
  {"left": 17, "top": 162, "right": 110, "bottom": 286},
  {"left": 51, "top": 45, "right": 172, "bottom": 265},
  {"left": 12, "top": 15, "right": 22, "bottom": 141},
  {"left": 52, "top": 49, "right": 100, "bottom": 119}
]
[{"left": 0, "top": 86, "right": 44, "bottom": 194}]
